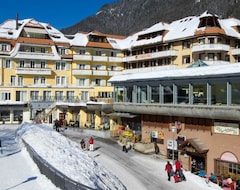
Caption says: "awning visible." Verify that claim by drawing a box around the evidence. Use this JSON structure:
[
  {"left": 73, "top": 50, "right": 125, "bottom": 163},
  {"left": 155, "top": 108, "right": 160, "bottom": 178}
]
[
  {"left": 107, "top": 112, "right": 137, "bottom": 118},
  {"left": 179, "top": 138, "right": 209, "bottom": 154}
]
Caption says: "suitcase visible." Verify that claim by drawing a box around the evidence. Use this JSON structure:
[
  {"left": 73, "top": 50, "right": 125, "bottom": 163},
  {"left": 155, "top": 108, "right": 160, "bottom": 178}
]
[{"left": 174, "top": 174, "right": 180, "bottom": 183}]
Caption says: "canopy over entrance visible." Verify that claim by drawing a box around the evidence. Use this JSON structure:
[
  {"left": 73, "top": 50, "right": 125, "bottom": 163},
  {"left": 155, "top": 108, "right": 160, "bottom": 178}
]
[{"left": 179, "top": 138, "right": 209, "bottom": 154}]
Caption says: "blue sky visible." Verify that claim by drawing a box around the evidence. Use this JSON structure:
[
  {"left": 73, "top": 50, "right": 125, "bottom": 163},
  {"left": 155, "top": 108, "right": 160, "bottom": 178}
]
[{"left": 0, "top": 0, "right": 117, "bottom": 30}]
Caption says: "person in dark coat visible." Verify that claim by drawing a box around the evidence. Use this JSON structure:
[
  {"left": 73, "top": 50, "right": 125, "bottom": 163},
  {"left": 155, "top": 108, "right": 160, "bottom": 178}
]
[
  {"left": 80, "top": 139, "right": 86, "bottom": 149},
  {"left": 165, "top": 161, "right": 173, "bottom": 181},
  {"left": 154, "top": 142, "right": 159, "bottom": 154}
]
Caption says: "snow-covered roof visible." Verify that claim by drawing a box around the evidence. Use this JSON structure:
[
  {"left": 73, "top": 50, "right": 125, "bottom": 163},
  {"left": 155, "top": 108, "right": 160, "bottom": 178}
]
[
  {"left": 70, "top": 32, "right": 89, "bottom": 46},
  {"left": 1, "top": 11, "right": 240, "bottom": 51},
  {"left": 0, "top": 19, "right": 70, "bottom": 43},
  {"left": 109, "top": 63, "right": 240, "bottom": 83}
]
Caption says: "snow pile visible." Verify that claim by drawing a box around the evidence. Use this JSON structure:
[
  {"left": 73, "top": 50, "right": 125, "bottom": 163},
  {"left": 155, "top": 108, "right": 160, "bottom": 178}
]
[{"left": 16, "top": 122, "right": 126, "bottom": 190}]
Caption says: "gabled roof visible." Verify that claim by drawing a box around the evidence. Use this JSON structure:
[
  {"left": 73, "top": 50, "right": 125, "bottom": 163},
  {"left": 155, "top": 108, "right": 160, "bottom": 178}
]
[
  {"left": 179, "top": 138, "right": 209, "bottom": 154},
  {"left": 187, "top": 59, "right": 208, "bottom": 68}
]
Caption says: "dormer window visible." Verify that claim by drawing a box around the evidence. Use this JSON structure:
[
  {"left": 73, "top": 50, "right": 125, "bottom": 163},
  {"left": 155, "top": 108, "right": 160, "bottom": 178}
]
[
  {"left": 198, "top": 15, "right": 221, "bottom": 28},
  {"left": 89, "top": 35, "right": 106, "bottom": 43},
  {"left": 137, "top": 30, "right": 163, "bottom": 41},
  {"left": 0, "top": 43, "right": 10, "bottom": 51}
]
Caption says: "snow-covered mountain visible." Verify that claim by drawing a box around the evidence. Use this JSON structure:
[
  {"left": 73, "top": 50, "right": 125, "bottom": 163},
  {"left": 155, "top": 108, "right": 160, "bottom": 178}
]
[{"left": 61, "top": 0, "right": 240, "bottom": 36}]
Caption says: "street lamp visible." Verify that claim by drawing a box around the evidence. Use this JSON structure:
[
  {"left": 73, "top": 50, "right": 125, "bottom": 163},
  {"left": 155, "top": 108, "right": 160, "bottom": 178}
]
[{"left": 171, "top": 126, "right": 177, "bottom": 164}]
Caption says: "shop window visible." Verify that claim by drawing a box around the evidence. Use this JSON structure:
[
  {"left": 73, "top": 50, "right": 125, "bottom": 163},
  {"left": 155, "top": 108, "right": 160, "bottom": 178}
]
[
  {"left": 211, "top": 83, "right": 227, "bottom": 105},
  {"left": 215, "top": 159, "right": 240, "bottom": 179},
  {"left": 232, "top": 83, "right": 240, "bottom": 105}
]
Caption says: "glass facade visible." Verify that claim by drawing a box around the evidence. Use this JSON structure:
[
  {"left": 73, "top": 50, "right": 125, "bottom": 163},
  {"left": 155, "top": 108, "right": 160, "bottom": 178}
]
[{"left": 114, "top": 80, "right": 240, "bottom": 106}]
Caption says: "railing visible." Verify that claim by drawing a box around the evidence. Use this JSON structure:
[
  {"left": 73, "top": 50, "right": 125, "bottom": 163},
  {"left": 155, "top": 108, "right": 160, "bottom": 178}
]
[
  {"left": 192, "top": 43, "right": 230, "bottom": 52},
  {"left": 29, "top": 96, "right": 81, "bottom": 103},
  {"left": 22, "top": 139, "right": 95, "bottom": 190}
]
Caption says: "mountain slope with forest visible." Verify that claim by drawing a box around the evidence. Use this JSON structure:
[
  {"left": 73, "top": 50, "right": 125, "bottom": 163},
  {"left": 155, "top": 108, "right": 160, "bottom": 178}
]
[{"left": 61, "top": 0, "right": 240, "bottom": 36}]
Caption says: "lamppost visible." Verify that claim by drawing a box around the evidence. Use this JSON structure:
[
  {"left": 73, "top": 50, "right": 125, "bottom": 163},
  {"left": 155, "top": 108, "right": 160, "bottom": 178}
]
[{"left": 171, "top": 126, "right": 177, "bottom": 164}]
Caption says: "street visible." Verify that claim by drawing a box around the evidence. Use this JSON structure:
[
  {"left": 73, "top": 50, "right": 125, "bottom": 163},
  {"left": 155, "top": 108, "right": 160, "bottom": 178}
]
[{"left": 62, "top": 128, "right": 200, "bottom": 190}]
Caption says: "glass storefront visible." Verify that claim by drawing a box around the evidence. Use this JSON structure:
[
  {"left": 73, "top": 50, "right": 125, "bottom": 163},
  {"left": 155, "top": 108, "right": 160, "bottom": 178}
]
[{"left": 115, "top": 81, "right": 240, "bottom": 106}]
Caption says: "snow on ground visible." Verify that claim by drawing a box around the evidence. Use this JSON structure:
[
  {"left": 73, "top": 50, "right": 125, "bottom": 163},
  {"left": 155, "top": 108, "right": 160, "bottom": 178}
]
[
  {"left": 0, "top": 123, "right": 222, "bottom": 190},
  {"left": 16, "top": 122, "right": 126, "bottom": 190}
]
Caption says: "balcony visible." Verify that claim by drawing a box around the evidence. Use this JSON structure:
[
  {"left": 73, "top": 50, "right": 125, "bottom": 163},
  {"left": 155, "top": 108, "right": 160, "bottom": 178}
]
[
  {"left": 92, "top": 55, "right": 108, "bottom": 62},
  {"left": 124, "top": 50, "right": 178, "bottom": 62},
  {"left": 108, "top": 57, "right": 123, "bottom": 62},
  {"left": 192, "top": 43, "right": 230, "bottom": 52},
  {"left": 73, "top": 54, "right": 92, "bottom": 61},
  {"left": 92, "top": 70, "right": 108, "bottom": 76},
  {"left": 232, "top": 48, "right": 240, "bottom": 55},
  {"left": 16, "top": 67, "right": 52, "bottom": 75},
  {"left": 15, "top": 51, "right": 57, "bottom": 60},
  {"left": 108, "top": 70, "right": 122, "bottom": 76},
  {"left": 72, "top": 69, "right": 92, "bottom": 75}
]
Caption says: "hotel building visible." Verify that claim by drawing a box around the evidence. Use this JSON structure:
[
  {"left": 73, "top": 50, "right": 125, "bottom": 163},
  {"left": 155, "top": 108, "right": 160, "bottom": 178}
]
[{"left": 0, "top": 11, "right": 240, "bottom": 177}]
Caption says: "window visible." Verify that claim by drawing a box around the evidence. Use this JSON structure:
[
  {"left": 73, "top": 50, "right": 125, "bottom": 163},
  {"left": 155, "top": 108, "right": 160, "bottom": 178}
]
[
  {"left": 56, "top": 76, "right": 67, "bottom": 85},
  {"left": 30, "top": 60, "right": 35, "bottom": 68},
  {"left": 67, "top": 91, "right": 74, "bottom": 102},
  {"left": 182, "top": 40, "right": 190, "bottom": 49},
  {"left": 33, "top": 76, "right": 45, "bottom": 85},
  {"left": 78, "top": 49, "right": 86, "bottom": 55},
  {"left": 30, "top": 91, "right": 39, "bottom": 101},
  {"left": 109, "top": 65, "right": 117, "bottom": 71},
  {"left": 18, "top": 76, "right": 23, "bottom": 86},
  {"left": 43, "top": 91, "right": 51, "bottom": 101},
  {"left": 98, "top": 91, "right": 113, "bottom": 98},
  {"left": 110, "top": 51, "right": 117, "bottom": 57},
  {"left": 78, "top": 64, "right": 86, "bottom": 69},
  {"left": 208, "top": 38, "right": 214, "bottom": 44},
  {"left": 183, "top": 55, "right": 190, "bottom": 64},
  {"left": 77, "top": 78, "right": 88, "bottom": 86},
  {"left": 59, "top": 48, "right": 67, "bottom": 55},
  {"left": 55, "top": 62, "right": 66, "bottom": 70},
  {"left": 4, "top": 59, "right": 11, "bottom": 68},
  {"left": 40, "top": 61, "right": 46, "bottom": 68},
  {"left": 55, "top": 91, "right": 64, "bottom": 101},
  {"left": 30, "top": 47, "right": 35, "bottom": 52},
  {"left": 0, "top": 44, "right": 10, "bottom": 51},
  {"left": 0, "top": 91, "right": 11, "bottom": 101},
  {"left": 10, "top": 76, "right": 16, "bottom": 86},
  {"left": 40, "top": 47, "right": 46, "bottom": 53},
  {"left": 16, "top": 91, "right": 27, "bottom": 101},
  {"left": 93, "top": 65, "right": 102, "bottom": 70},
  {"left": 151, "top": 86, "right": 159, "bottom": 103},
  {"left": 20, "top": 60, "right": 24, "bottom": 68},
  {"left": 95, "top": 51, "right": 102, "bottom": 56},
  {"left": 95, "top": 79, "right": 101, "bottom": 86},
  {"left": 34, "top": 76, "right": 39, "bottom": 84},
  {"left": 81, "top": 91, "right": 89, "bottom": 101},
  {"left": 41, "top": 77, "right": 46, "bottom": 84}
]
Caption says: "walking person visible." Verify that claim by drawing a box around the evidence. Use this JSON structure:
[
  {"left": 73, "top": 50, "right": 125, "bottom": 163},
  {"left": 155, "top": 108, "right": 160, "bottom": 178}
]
[
  {"left": 80, "top": 139, "right": 86, "bottom": 150},
  {"left": 175, "top": 159, "right": 181, "bottom": 175},
  {"left": 154, "top": 142, "right": 159, "bottom": 154},
  {"left": 89, "top": 137, "right": 94, "bottom": 151},
  {"left": 165, "top": 161, "right": 173, "bottom": 181}
]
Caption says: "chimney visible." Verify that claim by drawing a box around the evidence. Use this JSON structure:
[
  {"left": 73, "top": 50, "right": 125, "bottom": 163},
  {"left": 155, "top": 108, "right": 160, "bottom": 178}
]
[{"left": 16, "top": 13, "right": 18, "bottom": 30}]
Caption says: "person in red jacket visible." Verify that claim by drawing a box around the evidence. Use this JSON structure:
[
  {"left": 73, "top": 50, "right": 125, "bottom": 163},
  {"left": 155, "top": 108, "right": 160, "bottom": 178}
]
[
  {"left": 175, "top": 159, "right": 181, "bottom": 175},
  {"left": 89, "top": 137, "right": 94, "bottom": 151},
  {"left": 165, "top": 161, "right": 173, "bottom": 181}
]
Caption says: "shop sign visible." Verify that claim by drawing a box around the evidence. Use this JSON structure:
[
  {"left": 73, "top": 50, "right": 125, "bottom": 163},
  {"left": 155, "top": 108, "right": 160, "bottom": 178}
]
[
  {"left": 151, "top": 131, "right": 158, "bottom": 138},
  {"left": 158, "top": 131, "right": 164, "bottom": 139},
  {"left": 167, "top": 140, "right": 178, "bottom": 150},
  {"left": 214, "top": 122, "right": 239, "bottom": 135}
]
